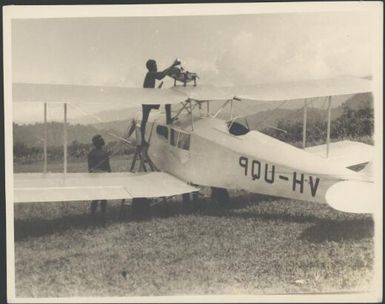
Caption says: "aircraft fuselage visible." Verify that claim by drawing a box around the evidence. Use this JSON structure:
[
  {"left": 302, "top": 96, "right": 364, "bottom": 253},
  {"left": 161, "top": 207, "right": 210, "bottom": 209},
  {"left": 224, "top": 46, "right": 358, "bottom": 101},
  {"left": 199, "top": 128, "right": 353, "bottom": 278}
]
[{"left": 144, "top": 111, "right": 359, "bottom": 205}]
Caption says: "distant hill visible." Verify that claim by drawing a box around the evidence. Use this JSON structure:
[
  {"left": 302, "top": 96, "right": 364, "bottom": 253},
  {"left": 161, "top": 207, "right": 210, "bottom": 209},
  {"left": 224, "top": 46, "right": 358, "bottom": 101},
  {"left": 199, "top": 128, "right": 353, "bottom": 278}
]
[
  {"left": 71, "top": 107, "right": 139, "bottom": 125},
  {"left": 245, "top": 93, "right": 373, "bottom": 130},
  {"left": 13, "top": 93, "right": 373, "bottom": 148},
  {"left": 13, "top": 121, "right": 130, "bottom": 147}
]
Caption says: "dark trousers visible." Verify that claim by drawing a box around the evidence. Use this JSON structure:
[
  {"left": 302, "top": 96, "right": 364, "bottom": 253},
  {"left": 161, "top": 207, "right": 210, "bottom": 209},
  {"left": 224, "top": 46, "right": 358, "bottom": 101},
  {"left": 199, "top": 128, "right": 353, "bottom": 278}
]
[
  {"left": 141, "top": 104, "right": 172, "bottom": 144},
  {"left": 141, "top": 105, "right": 159, "bottom": 144},
  {"left": 165, "top": 104, "right": 172, "bottom": 124},
  {"left": 90, "top": 200, "right": 107, "bottom": 214}
]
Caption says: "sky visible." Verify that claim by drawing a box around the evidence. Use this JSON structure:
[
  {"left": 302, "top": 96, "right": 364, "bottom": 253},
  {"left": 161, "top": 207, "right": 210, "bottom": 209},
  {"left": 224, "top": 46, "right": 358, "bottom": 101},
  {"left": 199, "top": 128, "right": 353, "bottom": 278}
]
[{"left": 11, "top": 10, "right": 375, "bottom": 123}]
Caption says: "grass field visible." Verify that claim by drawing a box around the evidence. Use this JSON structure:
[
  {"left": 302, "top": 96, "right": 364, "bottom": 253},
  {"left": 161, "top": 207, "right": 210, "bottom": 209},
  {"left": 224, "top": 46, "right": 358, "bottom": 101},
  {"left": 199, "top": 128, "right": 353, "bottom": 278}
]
[{"left": 13, "top": 157, "right": 375, "bottom": 297}]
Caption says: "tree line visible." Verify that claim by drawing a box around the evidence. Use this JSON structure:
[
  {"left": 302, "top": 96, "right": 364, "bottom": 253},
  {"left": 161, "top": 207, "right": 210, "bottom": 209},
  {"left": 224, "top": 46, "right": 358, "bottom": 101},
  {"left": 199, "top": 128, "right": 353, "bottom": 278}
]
[
  {"left": 14, "top": 140, "right": 135, "bottom": 163},
  {"left": 261, "top": 103, "right": 374, "bottom": 146}
]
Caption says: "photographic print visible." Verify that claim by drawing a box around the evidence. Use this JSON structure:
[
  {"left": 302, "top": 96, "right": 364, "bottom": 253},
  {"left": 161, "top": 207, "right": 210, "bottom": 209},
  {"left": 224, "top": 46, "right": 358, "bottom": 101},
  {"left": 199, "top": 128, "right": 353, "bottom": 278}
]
[{"left": 3, "top": 2, "right": 383, "bottom": 303}]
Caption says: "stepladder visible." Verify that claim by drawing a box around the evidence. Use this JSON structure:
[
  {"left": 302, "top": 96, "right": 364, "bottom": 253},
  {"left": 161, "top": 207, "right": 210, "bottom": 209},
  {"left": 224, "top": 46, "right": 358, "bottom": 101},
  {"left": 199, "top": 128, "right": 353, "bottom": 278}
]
[
  {"left": 120, "top": 143, "right": 158, "bottom": 218},
  {"left": 129, "top": 143, "right": 158, "bottom": 173}
]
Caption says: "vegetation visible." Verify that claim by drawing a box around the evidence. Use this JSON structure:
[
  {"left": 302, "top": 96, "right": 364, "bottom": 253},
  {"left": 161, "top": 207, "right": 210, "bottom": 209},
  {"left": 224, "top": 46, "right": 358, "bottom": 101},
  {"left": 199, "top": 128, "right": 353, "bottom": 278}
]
[
  {"left": 13, "top": 121, "right": 129, "bottom": 148},
  {"left": 261, "top": 102, "right": 374, "bottom": 147},
  {"left": 13, "top": 140, "right": 135, "bottom": 164}
]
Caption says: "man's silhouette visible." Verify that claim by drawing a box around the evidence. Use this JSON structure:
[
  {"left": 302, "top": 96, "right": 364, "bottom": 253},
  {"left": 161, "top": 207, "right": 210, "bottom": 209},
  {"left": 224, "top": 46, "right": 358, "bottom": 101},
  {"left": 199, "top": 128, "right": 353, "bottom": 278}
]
[
  {"left": 88, "top": 134, "right": 111, "bottom": 216},
  {"left": 141, "top": 59, "right": 180, "bottom": 145}
]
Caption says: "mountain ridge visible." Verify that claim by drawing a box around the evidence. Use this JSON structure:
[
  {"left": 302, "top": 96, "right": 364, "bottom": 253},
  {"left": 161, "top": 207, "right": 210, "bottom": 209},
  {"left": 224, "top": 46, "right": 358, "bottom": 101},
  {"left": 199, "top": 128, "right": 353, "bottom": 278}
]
[{"left": 13, "top": 93, "right": 373, "bottom": 147}]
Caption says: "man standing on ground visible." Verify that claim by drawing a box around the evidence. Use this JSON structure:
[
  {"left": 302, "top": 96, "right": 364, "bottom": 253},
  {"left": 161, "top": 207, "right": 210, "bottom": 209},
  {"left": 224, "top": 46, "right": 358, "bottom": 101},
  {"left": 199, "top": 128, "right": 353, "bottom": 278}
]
[{"left": 88, "top": 134, "right": 111, "bottom": 216}]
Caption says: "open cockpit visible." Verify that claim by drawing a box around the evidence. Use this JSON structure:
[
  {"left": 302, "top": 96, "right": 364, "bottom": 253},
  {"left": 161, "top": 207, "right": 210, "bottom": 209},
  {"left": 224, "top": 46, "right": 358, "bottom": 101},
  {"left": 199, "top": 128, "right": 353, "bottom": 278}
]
[
  {"left": 227, "top": 119, "right": 250, "bottom": 136},
  {"left": 166, "top": 97, "right": 251, "bottom": 137}
]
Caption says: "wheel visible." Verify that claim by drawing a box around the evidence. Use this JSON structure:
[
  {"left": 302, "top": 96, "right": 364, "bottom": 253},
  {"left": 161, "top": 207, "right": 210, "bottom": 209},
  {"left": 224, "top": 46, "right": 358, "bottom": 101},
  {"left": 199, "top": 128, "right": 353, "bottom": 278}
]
[
  {"left": 192, "top": 192, "right": 200, "bottom": 203},
  {"left": 119, "top": 199, "right": 130, "bottom": 220},
  {"left": 182, "top": 192, "right": 202, "bottom": 212},
  {"left": 131, "top": 198, "right": 151, "bottom": 219},
  {"left": 182, "top": 193, "right": 191, "bottom": 203},
  {"left": 211, "top": 187, "right": 230, "bottom": 206}
]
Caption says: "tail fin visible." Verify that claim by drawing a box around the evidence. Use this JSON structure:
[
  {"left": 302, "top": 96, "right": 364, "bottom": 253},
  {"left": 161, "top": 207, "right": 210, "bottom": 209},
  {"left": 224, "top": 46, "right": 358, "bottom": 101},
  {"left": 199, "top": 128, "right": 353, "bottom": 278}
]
[{"left": 360, "top": 161, "right": 373, "bottom": 178}]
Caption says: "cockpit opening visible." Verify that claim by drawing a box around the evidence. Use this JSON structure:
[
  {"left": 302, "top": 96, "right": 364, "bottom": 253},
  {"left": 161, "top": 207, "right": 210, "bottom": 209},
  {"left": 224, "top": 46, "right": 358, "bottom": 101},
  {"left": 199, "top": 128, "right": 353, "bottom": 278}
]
[{"left": 228, "top": 120, "right": 250, "bottom": 136}]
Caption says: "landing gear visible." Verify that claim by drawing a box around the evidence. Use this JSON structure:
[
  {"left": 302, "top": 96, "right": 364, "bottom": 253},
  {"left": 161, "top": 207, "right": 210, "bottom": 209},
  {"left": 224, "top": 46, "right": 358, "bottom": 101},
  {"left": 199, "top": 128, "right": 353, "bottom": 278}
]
[
  {"left": 128, "top": 139, "right": 156, "bottom": 219},
  {"left": 182, "top": 192, "right": 201, "bottom": 212},
  {"left": 210, "top": 187, "right": 230, "bottom": 206},
  {"left": 130, "top": 144, "right": 157, "bottom": 172},
  {"left": 182, "top": 193, "right": 191, "bottom": 203},
  {"left": 131, "top": 198, "right": 151, "bottom": 219}
]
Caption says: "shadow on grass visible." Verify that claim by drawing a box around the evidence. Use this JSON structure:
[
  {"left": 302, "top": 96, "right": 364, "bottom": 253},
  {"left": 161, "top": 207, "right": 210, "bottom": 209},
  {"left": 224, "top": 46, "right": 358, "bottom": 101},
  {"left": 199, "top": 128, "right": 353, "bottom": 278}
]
[
  {"left": 14, "top": 213, "right": 109, "bottom": 241},
  {"left": 227, "top": 210, "right": 322, "bottom": 223},
  {"left": 143, "top": 196, "right": 323, "bottom": 224},
  {"left": 15, "top": 195, "right": 372, "bottom": 241},
  {"left": 14, "top": 199, "right": 201, "bottom": 240},
  {"left": 300, "top": 218, "right": 374, "bottom": 243},
  {"left": 13, "top": 196, "right": 268, "bottom": 240}
]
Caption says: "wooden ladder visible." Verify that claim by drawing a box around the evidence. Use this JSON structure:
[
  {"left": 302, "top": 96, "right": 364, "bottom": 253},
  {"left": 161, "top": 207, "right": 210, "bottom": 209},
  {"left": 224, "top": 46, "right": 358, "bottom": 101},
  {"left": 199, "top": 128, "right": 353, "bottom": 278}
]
[
  {"left": 129, "top": 144, "right": 157, "bottom": 172},
  {"left": 120, "top": 144, "right": 158, "bottom": 218}
]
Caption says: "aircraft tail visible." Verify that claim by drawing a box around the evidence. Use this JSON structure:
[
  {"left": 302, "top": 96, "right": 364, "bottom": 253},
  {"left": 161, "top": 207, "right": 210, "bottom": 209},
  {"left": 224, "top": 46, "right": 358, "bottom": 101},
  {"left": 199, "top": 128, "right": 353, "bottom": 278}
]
[
  {"left": 325, "top": 180, "right": 376, "bottom": 214},
  {"left": 360, "top": 161, "right": 373, "bottom": 177},
  {"left": 305, "top": 140, "right": 374, "bottom": 168}
]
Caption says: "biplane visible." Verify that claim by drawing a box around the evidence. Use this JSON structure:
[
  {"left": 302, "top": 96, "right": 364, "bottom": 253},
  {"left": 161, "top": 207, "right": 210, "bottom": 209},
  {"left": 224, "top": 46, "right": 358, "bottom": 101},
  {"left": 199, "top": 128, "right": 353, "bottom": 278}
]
[{"left": 12, "top": 74, "right": 376, "bottom": 214}]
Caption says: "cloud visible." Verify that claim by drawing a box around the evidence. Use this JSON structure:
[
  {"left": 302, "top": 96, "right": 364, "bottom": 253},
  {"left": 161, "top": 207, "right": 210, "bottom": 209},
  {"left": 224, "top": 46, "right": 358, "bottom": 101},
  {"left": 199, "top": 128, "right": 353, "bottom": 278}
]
[
  {"left": 182, "top": 57, "right": 220, "bottom": 84},
  {"left": 11, "top": 13, "right": 374, "bottom": 123},
  {"left": 212, "top": 20, "right": 371, "bottom": 86}
]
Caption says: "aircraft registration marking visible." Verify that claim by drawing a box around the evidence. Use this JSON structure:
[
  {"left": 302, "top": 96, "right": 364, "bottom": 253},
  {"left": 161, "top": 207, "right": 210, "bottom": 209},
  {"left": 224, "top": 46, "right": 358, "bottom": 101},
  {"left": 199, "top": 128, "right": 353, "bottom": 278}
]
[{"left": 239, "top": 156, "right": 320, "bottom": 197}]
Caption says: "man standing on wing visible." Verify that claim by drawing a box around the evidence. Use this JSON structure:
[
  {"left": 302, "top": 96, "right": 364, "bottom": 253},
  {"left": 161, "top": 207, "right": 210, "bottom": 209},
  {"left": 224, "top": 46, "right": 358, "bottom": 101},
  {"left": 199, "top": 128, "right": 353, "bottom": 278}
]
[{"left": 141, "top": 58, "right": 180, "bottom": 145}]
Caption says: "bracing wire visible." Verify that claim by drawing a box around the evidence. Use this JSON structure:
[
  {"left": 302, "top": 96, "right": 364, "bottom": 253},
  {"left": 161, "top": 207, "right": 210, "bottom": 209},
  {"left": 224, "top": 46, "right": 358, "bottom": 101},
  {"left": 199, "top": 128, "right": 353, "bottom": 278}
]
[
  {"left": 232, "top": 99, "right": 289, "bottom": 130},
  {"left": 67, "top": 103, "right": 132, "bottom": 145},
  {"left": 67, "top": 103, "right": 136, "bottom": 170}
]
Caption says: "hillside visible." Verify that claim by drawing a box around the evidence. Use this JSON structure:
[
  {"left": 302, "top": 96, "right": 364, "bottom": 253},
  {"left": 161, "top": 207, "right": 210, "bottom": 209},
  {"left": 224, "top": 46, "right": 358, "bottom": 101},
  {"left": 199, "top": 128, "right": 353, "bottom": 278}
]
[
  {"left": 13, "top": 121, "right": 129, "bottom": 147},
  {"left": 13, "top": 93, "right": 373, "bottom": 148},
  {"left": 246, "top": 93, "right": 372, "bottom": 130}
]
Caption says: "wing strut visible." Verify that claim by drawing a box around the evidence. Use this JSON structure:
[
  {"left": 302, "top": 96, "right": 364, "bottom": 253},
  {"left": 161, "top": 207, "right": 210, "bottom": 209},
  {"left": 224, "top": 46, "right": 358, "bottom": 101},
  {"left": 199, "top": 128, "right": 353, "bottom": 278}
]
[
  {"left": 43, "top": 103, "right": 48, "bottom": 173},
  {"left": 302, "top": 99, "right": 308, "bottom": 149},
  {"left": 326, "top": 96, "right": 332, "bottom": 157},
  {"left": 63, "top": 103, "right": 68, "bottom": 174},
  {"left": 189, "top": 100, "right": 194, "bottom": 131}
]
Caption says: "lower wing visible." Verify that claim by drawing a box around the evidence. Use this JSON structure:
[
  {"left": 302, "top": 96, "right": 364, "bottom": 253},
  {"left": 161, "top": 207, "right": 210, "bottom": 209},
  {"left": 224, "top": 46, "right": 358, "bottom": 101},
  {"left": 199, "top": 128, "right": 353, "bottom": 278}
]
[{"left": 14, "top": 172, "right": 198, "bottom": 203}]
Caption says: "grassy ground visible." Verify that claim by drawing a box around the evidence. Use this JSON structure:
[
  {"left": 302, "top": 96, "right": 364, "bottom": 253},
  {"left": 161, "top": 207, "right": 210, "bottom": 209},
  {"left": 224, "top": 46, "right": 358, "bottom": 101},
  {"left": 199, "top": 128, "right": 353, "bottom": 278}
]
[{"left": 13, "top": 158, "right": 375, "bottom": 297}]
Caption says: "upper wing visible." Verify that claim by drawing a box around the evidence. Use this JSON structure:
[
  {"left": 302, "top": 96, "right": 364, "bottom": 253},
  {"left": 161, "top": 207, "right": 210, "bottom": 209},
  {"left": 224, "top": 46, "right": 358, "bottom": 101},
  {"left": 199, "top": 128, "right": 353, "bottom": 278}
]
[
  {"left": 13, "top": 83, "right": 187, "bottom": 106},
  {"left": 14, "top": 172, "right": 198, "bottom": 203},
  {"left": 224, "top": 76, "right": 372, "bottom": 101},
  {"left": 173, "top": 76, "right": 371, "bottom": 101},
  {"left": 13, "top": 76, "right": 371, "bottom": 105}
]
